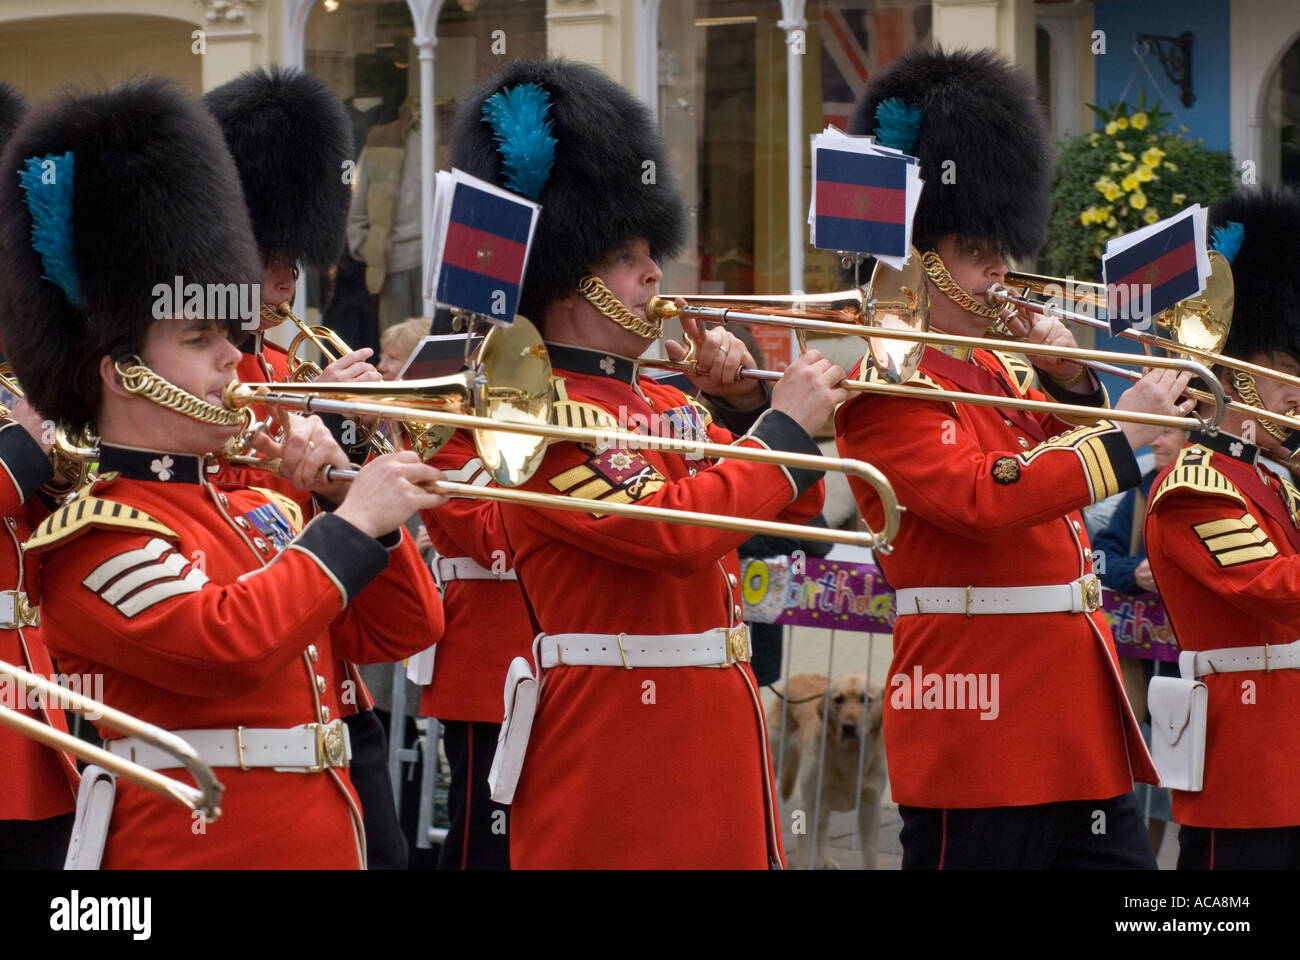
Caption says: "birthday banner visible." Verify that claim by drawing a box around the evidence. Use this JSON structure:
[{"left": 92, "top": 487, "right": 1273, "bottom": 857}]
[{"left": 740, "top": 556, "right": 1178, "bottom": 661}]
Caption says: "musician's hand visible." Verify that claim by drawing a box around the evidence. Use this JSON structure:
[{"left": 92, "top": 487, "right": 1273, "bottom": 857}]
[
  {"left": 336, "top": 452, "right": 448, "bottom": 538},
  {"left": 1134, "top": 559, "right": 1157, "bottom": 593},
  {"left": 771, "top": 350, "right": 850, "bottom": 436},
  {"left": 8, "top": 397, "right": 52, "bottom": 454},
  {"left": 317, "top": 348, "right": 382, "bottom": 384},
  {"left": 1116, "top": 368, "right": 1195, "bottom": 451},
  {"left": 664, "top": 312, "right": 764, "bottom": 406},
  {"left": 250, "top": 413, "right": 351, "bottom": 500},
  {"left": 1007, "top": 310, "right": 1092, "bottom": 388}
]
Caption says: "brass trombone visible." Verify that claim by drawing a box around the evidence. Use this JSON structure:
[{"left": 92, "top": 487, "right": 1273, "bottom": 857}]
[
  {"left": 644, "top": 256, "right": 1227, "bottom": 432},
  {"left": 222, "top": 317, "right": 903, "bottom": 551},
  {"left": 0, "top": 363, "right": 95, "bottom": 500},
  {"left": 260, "top": 300, "right": 398, "bottom": 457},
  {"left": 0, "top": 659, "right": 224, "bottom": 819}
]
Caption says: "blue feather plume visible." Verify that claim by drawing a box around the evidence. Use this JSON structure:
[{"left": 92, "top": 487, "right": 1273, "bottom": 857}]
[
  {"left": 873, "top": 97, "right": 923, "bottom": 154},
  {"left": 1211, "top": 220, "right": 1244, "bottom": 265},
  {"left": 482, "top": 83, "right": 556, "bottom": 201},
  {"left": 18, "top": 151, "right": 80, "bottom": 306}
]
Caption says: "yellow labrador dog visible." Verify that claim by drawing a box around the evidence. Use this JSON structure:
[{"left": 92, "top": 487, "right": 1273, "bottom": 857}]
[{"left": 768, "top": 672, "right": 885, "bottom": 869}]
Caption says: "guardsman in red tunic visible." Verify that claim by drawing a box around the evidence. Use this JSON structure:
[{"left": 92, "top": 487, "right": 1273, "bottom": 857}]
[
  {"left": 452, "top": 59, "right": 846, "bottom": 869},
  {"left": 1145, "top": 186, "right": 1300, "bottom": 869},
  {"left": 835, "top": 49, "right": 1192, "bottom": 868},
  {"left": 418, "top": 427, "right": 532, "bottom": 870},
  {"left": 205, "top": 67, "right": 416, "bottom": 867},
  {"left": 0, "top": 77, "right": 447, "bottom": 868},
  {"left": 0, "top": 79, "right": 80, "bottom": 869}
]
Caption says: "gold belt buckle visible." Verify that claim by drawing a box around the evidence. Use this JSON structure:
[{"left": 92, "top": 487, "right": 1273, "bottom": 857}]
[
  {"left": 15, "top": 591, "right": 38, "bottom": 627},
  {"left": 308, "top": 721, "right": 349, "bottom": 772},
  {"left": 1080, "top": 574, "right": 1102, "bottom": 613},
  {"left": 726, "top": 625, "right": 751, "bottom": 666}
]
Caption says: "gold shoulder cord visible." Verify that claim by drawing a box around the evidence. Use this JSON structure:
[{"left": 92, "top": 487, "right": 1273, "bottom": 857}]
[
  {"left": 920, "top": 250, "right": 1014, "bottom": 337},
  {"left": 114, "top": 358, "right": 245, "bottom": 427},
  {"left": 578, "top": 275, "right": 662, "bottom": 340},
  {"left": 1231, "top": 370, "right": 1291, "bottom": 443}
]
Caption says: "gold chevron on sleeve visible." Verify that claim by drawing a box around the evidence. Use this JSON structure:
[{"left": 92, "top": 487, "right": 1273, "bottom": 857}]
[
  {"left": 1192, "top": 512, "right": 1277, "bottom": 566},
  {"left": 24, "top": 497, "right": 179, "bottom": 554},
  {"left": 990, "top": 350, "right": 1037, "bottom": 395},
  {"left": 1149, "top": 447, "right": 1246, "bottom": 511}
]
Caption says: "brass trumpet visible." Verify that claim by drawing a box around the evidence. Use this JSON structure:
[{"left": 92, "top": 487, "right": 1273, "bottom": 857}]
[
  {"left": 0, "top": 363, "right": 95, "bottom": 500},
  {"left": 644, "top": 255, "right": 1227, "bottom": 433},
  {"left": 0, "top": 659, "right": 224, "bottom": 820},
  {"left": 222, "top": 317, "right": 903, "bottom": 551}
]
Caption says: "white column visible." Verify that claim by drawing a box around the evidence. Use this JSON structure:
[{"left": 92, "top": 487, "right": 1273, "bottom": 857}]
[
  {"left": 408, "top": 0, "right": 446, "bottom": 314},
  {"left": 280, "top": 0, "right": 315, "bottom": 67},
  {"left": 779, "top": 0, "right": 807, "bottom": 295},
  {"left": 633, "top": 0, "right": 662, "bottom": 108}
]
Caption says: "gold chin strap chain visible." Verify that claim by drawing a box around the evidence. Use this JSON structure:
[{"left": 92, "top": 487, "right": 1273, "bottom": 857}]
[
  {"left": 1232, "top": 369, "right": 1292, "bottom": 443},
  {"left": 114, "top": 357, "right": 246, "bottom": 428},
  {"left": 578, "top": 275, "right": 662, "bottom": 340},
  {"left": 920, "top": 250, "right": 1014, "bottom": 337}
]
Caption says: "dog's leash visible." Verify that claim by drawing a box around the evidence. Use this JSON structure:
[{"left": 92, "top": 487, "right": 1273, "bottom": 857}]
[{"left": 767, "top": 684, "right": 826, "bottom": 705}]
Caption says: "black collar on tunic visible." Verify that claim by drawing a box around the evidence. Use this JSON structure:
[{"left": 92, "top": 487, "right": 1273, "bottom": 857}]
[
  {"left": 545, "top": 342, "right": 639, "bottom": 385},
  {"left": 1190, "top": 429, "right": 1261, "bottom": 466},
  {"left": 98, "top": 443, "right": 208, "bottom": 485}
]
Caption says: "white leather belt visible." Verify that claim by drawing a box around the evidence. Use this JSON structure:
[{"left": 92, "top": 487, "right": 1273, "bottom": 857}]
[
  {"left": 894, "top": 575, "right": 1102, "bottom": 617},
  {"left": 1180, "top": 639, "right": 1300, "bottom": 678},
  {"left": 540, "top": 626, "right": 751, "bottom": 670},
  {"left": 0, "top": 590, "right": 39, "bottom": 629},
  {"left": 434, "top": 556, "right": 517, "bottom": 583},
  {"left": 105, "top": 721, "right": 352, "bottom": 773}
]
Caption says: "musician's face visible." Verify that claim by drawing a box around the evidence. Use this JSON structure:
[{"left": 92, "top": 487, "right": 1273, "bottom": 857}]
[
  {"left": 1238, "top": 351, "right": 1300, "bottom": 457},
  {"left": 928, "top": 234, "right": 1009, "bottom": 337},
  {"left": 546, "top": 237, "right": 664, "bottom": 355},
  {"left": 98, "top": 317, "right": 243, "bottom": 453},
  {"left": 259, "top": 258, "right": 296, "bottom": 331}
]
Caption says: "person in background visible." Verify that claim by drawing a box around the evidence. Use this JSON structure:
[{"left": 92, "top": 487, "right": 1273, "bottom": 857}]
[
  {"left": 1091, "top": 426, "right": 1186, "bottom": 857},
  {"left": 377, "top": 317, "right": 433, "bottom": 381}
]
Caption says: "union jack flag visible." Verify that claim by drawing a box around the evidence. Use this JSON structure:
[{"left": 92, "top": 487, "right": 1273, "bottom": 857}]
[{"left": 820, "top": 1, "right": 933, "bottom": 130}]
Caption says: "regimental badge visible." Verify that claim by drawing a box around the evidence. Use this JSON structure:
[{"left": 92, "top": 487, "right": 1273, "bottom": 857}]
[
  {"left": 242, "top": 503, "right": 296, "bottom": 550},
  {"left": 548, "top": 447, "right": 666, "bottom": 509},
  {"left": 991, "top": 457, "right": 1021, "bottom": 485}
]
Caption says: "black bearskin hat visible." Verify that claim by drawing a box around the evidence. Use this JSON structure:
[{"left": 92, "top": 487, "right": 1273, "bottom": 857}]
[
  {"left": 204, "top": 65, "right": 351, "bottom": 268},
  {"left": 451, "top": 58, "right": 685, "bottom": 326},
  {"left": 1210, "top": 186, "right": 1300, "bottom": 365},
  {"left": 849, "top": 47, "right": 1053, "bottom": 260},
  {"left": 0, "top": 76, "right": 261, "bottom": 432},
  {"left": 0, "top": 82, "right": 24, "bottom": 147}
]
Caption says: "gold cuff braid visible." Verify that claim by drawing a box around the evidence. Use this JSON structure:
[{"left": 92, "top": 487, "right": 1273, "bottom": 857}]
[
  {"left": 578, "top": 275, "right": 662, "bottom": 340},
  {"left": 115, "top": 358, "right": 246, "bottom": 427},
  {"left": 921, "top": 250, "right": 1014, "bottom": 336}
]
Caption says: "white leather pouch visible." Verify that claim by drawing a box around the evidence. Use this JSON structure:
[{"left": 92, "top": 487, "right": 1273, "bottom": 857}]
[
  {"left": 487, "top": 655, "right": 539, "bottom": 805},
  {"left": 64, "top": 764, "right": 117, "bottom": 870},
  {"left": 1148, "top": 672, "right": 1208, "bottom": 792}
]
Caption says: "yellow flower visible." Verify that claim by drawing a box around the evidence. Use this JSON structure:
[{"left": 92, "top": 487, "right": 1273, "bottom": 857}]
[
  {"left": 1144, "top": 209, "right": 1160, "bottom": 224},
  {"left": 1135, "top": 164, "right": 1155, "bottom": 182},
  {"left": 1080, "top": 208, "right": 1094, "bottom": 225},
  {"left": 1105, "top": 121, "right": 1119, "bottom": 135},
  {"left": 1129, "top": 190, "right": 1148, "bottom": 210},
  {"left": 1121, "top": 174, "right": 1140, "bottom": 192},
  {"left": 1131, "top": 112, "right": 1149, "bottom": 130},
  {"left": 1171, "top": 192, "right": 1187, "bottom": 206},
  {"left": 1163, "top": 161, "right": 1178, "bottom": 172},
  {"left": 1107, "top": 216, "right": 1118, "bottom": 229},
  {"left": 1089, "top": 132, "right": 1101, "bottom": 146},
  {"left": 1109, "top": 161, "right": 1122, "bottom": 172},
  {"left": 1103, "top": 182, "right": 1122, "bottom": 201},
  {"left": 1116, "top": 116, "right": 1129, "bottom": 130},
  {"left": 1116, "top": 141, "right": 1126, "bottom": 150},
  {"left": 1141, "top": 147, "right": 1165, "bottom": 167}
]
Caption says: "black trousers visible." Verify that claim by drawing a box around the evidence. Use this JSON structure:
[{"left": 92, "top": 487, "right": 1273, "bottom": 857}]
[
  {"left": 437, "top": 719, "right": 510, "bottom": 870},
  {"left": 899, "top": 792, "right": 1158, "bottom": 869},
  {"left": 343, "top": 710, "right": 408, "bottom": 870},
  {"left": 1178, "top": 824, "right": 1300, "bottom": 869},
  {"left": 0, "top": 813, "right": 74, "bottom": 869}
]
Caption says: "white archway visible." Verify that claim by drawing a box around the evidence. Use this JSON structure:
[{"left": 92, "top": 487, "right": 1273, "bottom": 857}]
[{"left": 1229, "top": 0, "right": 1300, "bottom": 184}]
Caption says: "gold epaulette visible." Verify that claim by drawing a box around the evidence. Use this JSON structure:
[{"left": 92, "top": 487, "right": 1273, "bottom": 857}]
[
  {"left": 857, "top": 354, "right": 945, "bottom": 392},
  {"left": 1149, "top": 446, "right": 1246, "bottom": 511},
  {"left": 551, "top": 398, "right": 618, "bottom": 431},
  {"left": 249, "top": 486, "right": 306, "bottom": 535},
  {"left": 25, "top": 496, "right": 179, "bottom": 554},
  {"left": 686, "top": 397, "right": 715, "bottom": 429},
  {"left": 990, "top": 350, "right": 1037, "bottom": 395}
]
